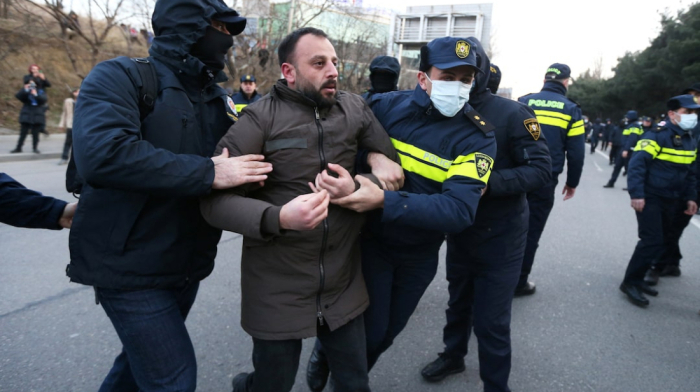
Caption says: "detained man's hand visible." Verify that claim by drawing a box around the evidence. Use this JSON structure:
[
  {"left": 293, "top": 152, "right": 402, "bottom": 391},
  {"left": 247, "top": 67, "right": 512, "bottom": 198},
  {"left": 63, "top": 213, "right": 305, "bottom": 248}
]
[
  {"left": 310, "top": 163, "right": 355, "bottom": 199},
  {"left": 59, "top": 202, "right": 77, "bottom": 229},
  {"left": 367, "top": 152, "right": 404, "bottom": 191},
  {"left": 211, "top": 148, "right": 273, "bottom": 189},
  {"left": 331, "top": 175, "right": 384, "bottom": 213},
  {"left": 279, "top": 190, "right": 330, "bottom": 231}
]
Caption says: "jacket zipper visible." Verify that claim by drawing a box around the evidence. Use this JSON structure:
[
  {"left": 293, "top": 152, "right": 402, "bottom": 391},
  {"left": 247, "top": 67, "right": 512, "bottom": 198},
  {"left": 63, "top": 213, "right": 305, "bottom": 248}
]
[{"left": 314, "top": 107, "right": 328, "bottom": 326}]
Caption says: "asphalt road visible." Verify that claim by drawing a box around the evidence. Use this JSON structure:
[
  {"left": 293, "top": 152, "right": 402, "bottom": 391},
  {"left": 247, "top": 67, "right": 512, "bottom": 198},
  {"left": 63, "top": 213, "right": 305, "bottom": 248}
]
[{"left": 1, "top": 147, "right": 699, "bottom": 392}]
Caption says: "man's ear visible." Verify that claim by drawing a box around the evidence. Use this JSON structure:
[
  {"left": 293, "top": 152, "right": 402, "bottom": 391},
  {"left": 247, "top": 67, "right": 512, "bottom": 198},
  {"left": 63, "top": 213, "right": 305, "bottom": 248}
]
[
  {"left": 281, "top": 63, "right": 296, "bottom": 84},
  {"left": 417, "top": 70, "right": 429, "bottom": 92}
]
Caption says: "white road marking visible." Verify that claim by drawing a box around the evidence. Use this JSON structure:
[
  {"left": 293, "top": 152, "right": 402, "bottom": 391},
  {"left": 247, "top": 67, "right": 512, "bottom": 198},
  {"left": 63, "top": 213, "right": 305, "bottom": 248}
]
[
  {"left": 595, "top": 150, "right": 609, "bottom": 159},
  {"left": 691, "top": 217, "right": 700, "bottom": 230},
  {"left": 593, "top": 161, "right": 603, "bottom": 172}
]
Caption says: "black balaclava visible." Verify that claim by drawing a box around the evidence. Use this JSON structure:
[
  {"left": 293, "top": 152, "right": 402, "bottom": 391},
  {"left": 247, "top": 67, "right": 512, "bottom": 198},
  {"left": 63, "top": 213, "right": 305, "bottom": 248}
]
[
  {"left": 370, "top": 72, "right": 398, "bottom": 93},
  {"left": 189, "top": 26, "right": 234, "bottom": 71}
]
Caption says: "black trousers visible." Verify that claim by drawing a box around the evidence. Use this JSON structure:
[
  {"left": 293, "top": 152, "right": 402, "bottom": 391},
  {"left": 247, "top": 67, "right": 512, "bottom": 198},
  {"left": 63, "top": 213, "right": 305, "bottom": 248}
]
[
  {"left": 239, "top": 315, "right": 370, "bottom": 392},
  {"left": 624, "top": 196, "right": 676, "bottom": 285},
  {"left": 608, "top": 149, "right": 628, "bottom": 184},
  {"left": 651, "top": 199, "right": 693, "bottom": 270},
  {"left": 608, "top": 145, "right": 619, "bottom": 165},
  {"left": 520, "top": 174, "right": 559, "bottom": 285},
  {"left": 16, "top": 122, "right": 41, "bottom": 150},
  {"left": 442, "top": 205, "right": 527, "bottom": 392},
  {"left": 61, "top": 128, "right": 73, "bottom": 160}
]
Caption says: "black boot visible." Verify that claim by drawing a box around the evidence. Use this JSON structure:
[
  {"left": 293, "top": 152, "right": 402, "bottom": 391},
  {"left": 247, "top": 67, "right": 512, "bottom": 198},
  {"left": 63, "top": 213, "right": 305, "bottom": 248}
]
[
  {"left": 514, "top": 281, "right": 536, "bottom": 296},
  {"left": 603, "top": 182, "right": 614, "bottom": 188},
  {"left": 421, "top": 353, "right": 465, "bottom": 382},
  {"left": 306, "top": 344, "right": 330, "bottom": 392},
  {"left": 619, "top": 283, "right": 649, "bottom": 307},
  {"left": 644, "top": 269, "right": 659, "bottom": 286},
  {"left": 10, "top": 148, "right": 21, "bottom": 153},
  {"left": 659, "top": 265, "right": 681, "bottom": 277}
]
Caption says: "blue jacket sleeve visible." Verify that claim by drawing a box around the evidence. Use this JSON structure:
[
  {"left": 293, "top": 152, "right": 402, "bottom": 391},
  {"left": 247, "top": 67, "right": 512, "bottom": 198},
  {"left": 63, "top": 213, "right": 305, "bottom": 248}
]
[
  {"left": 72, "top": 59, "right": 215, "bottom": 197},
  {"left": 0, "top": 173, "right": 67, "bottom": 229},
  {"left": 627, "top": 134, "right": 657, "bottom": 199},
  {"left": 564, "top": 105, "right": 585, "bottom": 188},
  {"left": 381, "top": 131, "right": 497, "bottom": 234},
  {"left": 487, "top": 105, "right": 552, "bottom": 197}
]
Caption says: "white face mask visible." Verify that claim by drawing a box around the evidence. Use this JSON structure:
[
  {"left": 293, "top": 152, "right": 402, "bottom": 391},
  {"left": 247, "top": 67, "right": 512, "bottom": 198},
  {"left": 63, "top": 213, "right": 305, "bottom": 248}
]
[
  {"left": 425, "top": 74, "right": 472, "bottom": 117},
  {"left": 674, "top": 111, "right": 698, "bottom": 131}
]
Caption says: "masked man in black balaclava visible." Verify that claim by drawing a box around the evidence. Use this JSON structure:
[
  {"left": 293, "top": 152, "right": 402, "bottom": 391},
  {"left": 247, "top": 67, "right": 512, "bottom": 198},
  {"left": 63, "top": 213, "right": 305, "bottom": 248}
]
[
  {"left": 68, "top": 1, "right": 273, "bottom": 390},
  {"left": 362, "top": 55, "right": 401, "bottom": 101}
]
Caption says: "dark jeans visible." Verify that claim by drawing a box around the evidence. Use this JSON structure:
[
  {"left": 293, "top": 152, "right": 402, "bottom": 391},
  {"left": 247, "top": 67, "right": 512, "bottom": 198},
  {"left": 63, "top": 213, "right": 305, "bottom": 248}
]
[
  {"left": 16, "top": 122, "right": 41, "bottom": 150},
  {"left": 442, "top": 206, "right": 527, "bottom": 392},
  {"left": 624, "top": 196, "right": 675, "bottom": 285},
  {"left": 239, "top": 315, "right": 369, "bottom": 392},
  {"left": 608, "top": 150, "right": 628, "bottom": 184},
  {"left": 96, "top": 282, "right": 200, "bottom": 392},
  {"left": 362, "top": 237, "right": 442, "bottom": 370},
  {"left": 652, "top": 199, "right": 693, "bottom": 270},
  {"left": 61, "top": 127, "right": 73, "bottom": 160},
  {"left": 520, "top": 174, "right": 559, "bottom": 285}
]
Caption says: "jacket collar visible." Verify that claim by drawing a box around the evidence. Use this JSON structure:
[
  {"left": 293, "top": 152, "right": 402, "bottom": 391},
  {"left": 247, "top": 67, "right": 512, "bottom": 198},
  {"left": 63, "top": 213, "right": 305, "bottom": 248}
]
[
  {"left": 541, "top": 81, "right": 568, "bottom": 96},
  {"left": 271, "top": 79, "right": 340, "bottom": 116}
]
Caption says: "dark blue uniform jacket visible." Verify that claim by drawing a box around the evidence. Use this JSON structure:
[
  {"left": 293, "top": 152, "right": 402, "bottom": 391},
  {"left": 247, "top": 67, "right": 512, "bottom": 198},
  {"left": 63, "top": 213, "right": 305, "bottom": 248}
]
[
  {"left": 519, "top": 81, "right": 585, "bottom": 187},
  {"left": 363, "top": 86, "right": 497, "bottom": 246},
  {"left": 623, "top": 121, "right": 644, "bottom": 152},
  {"left": 68, "top": 0, "right": 236, "bottom": 289},
  {"left": 628, "top": 122, "right": 697, "bottom": 201},
  {"left": 0, "top": 173, "right": 66, "bottom": 229},
  {"left": 231, "top": 89, "right": 261, "bottom": 113}
]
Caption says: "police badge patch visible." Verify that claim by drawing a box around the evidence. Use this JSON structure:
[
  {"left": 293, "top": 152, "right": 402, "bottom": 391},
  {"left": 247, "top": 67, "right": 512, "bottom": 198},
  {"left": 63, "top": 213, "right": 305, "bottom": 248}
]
[
  {"left": 639, "top": 140, "right": 650, "bottom": 149},
  {"left": 475, "top": 153, "right": 493, "bottom": 178},
  {"left": 225, "top": 96, "right": 239, "bottom": 122},
  {"left": 524, "top": 118, "right": 541, "bottom": 140},
  {"left": 455, "top": 40, "right": 470, "bottom": 59}
]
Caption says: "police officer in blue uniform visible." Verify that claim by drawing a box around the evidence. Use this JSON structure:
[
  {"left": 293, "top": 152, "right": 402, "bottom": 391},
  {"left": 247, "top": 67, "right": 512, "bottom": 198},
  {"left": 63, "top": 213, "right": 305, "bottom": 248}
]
[
  {"left": 231, "top": 74, "right": 261, "bottom": 112},
  {"left": 516, "top": 63, "right": 585, "bottom": 295},
  {"left": 604, "top": 110, "right": 641, "bottom": 188},
  {"left": 361, "top": 55, "right": 401, "bottom": 100},
  {"left": 590, "top": 118, "right": 604, "bottom": 154},
  {"left": 305, "top": 36, "right": 497, "bottom": 391},
  {"left": 619, "top": 94, "right": 698, "bottom": 307},
  {"left": 487, "top": 64, "right": 501, "bottom": 94},
  {"left": 420, "top": 38, "right": 551, "bottom": 392}
]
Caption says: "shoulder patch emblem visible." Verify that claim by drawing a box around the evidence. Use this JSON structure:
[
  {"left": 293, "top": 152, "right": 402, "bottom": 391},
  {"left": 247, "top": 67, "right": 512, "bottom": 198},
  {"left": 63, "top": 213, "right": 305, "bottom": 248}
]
[
  {"left": 673, "top": 134, "right": 682, "bottom": 147},
  {"left": 490, "top": 66, "right": 497, "bottom": 74},
  {"left": 475, "top": 153, "right": 493, "bottom": 178},
  {"left": 524, "top": 118, "right": 541, "bottom": 140},
  {"left": 639, "top": 140, "right": 650, "bottom": 149},
  {"left": 226, "top": 96, "right": 239, "bottom": 122},
  {"left": 455, "top": 40, "right": 470, "bottom": 59}
]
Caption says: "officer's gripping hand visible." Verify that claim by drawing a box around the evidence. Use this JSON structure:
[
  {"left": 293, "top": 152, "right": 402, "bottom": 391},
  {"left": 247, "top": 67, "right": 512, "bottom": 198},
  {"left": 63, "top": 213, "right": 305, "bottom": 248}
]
[
  {"left": 685, "top": 200, "right": 698, "bottom": 215},
  {"left": 310, "top": 163, "right": 355, "bottom": 199},
  {"left": 367, "top": 152, "right": 404, "bottom": 191},
  {"left": 330, "top": 175, "right": 384, "bottom": 213},
  {"left": 279, "top": 190, "right": 330, "bottom": 231},
  {"left": 58, "top": 202, "right": 77, "bottom": 229},
  {"left": 211, "top": 148, "right": 273, "bottom": 189},
  {"left": 631, "top": 198, "right": 645, "bottom": 212}
]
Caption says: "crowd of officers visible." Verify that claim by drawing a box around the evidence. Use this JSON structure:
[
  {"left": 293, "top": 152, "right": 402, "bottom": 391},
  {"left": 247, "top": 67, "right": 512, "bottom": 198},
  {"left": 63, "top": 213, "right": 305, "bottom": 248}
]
[{"left": 2, "top": 0, "right": 698, "bottom": 391}]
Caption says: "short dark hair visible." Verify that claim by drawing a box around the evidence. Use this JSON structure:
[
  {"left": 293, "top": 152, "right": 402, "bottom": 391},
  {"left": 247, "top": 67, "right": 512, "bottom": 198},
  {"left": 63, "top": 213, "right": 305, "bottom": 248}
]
[{"left": 278, "top": 27, "right": 328, "bottom": 67}]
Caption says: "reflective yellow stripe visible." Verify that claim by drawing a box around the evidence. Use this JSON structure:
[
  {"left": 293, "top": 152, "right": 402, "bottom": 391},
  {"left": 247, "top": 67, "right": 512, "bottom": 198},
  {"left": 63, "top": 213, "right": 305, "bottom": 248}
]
[
  {"left": 235, "top": 103, "right": 248, "bottom": 112},
  {"left": 391, "top": 139, "right": 493, "bottom": 183},
  {"left": 391, "top": 138, "right": 451, "bottom": 182},
  {"left": 536, "top": 115, "right": 569, "bottom": 130},
  {"left": 656, "top": 148, "right": 697, "bottom": 164},
  {"left": 629, "top": 127, "right": 644, "bottom": 135},
  {"left": 534, "top": 110, "right": 572, "bottom": 121},
  {"left": 634, "top": 139, "right": 660, "bottom": 157},
  {"left": 567, "top": 120, "right": 585, "bottom": 137},
  {"left": 447, "top": 152, "right": 493, "bottom": 183}
]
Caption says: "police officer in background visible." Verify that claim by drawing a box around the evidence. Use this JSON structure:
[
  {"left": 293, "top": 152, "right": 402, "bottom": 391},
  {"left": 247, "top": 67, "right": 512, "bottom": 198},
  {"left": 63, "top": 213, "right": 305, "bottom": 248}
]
[
  {"left": 420, "top": 38, "right": 551, "bottom": 391},
  {"left": 231, "top": 74, "right": 261, "bottom": 112},
  {"left": 603, "top": 110, "right": 640, "bottom": 188},
  {"left": 361, "top": 55, "right": 401, "bottom": 100},
  {"left": 601, "top": 118, "right": 612, "bottom": 152},
  {"left": 516, "top": 63, "right": 585, "bottom": 295},
  {"left": 590, "top": 118, "right": 604, "bottom": 154},
  {"left": 620, "top": 95, "right": 698, "bottom": 307},
  {"left": 487, "top": 64, "right": 501, "bottom": 94}
]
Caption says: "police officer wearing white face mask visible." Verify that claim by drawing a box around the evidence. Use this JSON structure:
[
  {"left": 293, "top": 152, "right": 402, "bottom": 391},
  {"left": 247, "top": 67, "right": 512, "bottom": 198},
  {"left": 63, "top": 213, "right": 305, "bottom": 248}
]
[
  {"left": 304, "top": 36, "right": 496, "bottom": 391},
  {"left": 620, "top": 94, "right": 699, "bottom": 307}
]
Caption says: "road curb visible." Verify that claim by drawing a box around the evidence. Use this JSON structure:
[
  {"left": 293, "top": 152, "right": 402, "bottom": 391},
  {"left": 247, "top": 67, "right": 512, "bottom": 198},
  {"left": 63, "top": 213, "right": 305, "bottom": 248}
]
[{"left": 0, "top": 152, "right": 63, "bottom": 163}]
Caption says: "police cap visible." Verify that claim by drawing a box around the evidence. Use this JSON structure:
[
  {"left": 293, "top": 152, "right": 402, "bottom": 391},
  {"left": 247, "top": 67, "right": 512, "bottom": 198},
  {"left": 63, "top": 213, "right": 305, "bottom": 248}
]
[
  {"left": 625, "top": 110, "right": 638, "bottom": 121},
  {"left": 544, "top": 63, "right": 571, "bottom": 80},
  {"left": 420, "top": 37, "right": 480, "bottom": 72},
  {"left": 682, "top": 83, "right": 700, "bottom": 94},
  {"left": 214, "top": 10, "right": 247, "bottom": 36},
  {"left": 240, "top": 74, "right": 256, "bottom": 83},
  {"left": 667, "top": 94, "right": 700, "bottom": 110}
]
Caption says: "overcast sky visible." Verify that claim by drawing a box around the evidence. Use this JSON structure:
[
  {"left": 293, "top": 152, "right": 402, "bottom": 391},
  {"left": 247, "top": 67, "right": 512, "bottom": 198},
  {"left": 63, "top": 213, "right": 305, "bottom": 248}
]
[{"left": 373, "top": 0, "right": 697, "bottom": 98}]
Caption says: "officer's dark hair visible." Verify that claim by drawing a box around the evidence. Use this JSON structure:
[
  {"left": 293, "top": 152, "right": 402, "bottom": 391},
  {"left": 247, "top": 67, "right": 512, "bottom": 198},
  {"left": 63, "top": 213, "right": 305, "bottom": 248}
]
[
  {"left": 278, "top": 27, "right": 328, "bottom": 67},
  {"left": 419, "top": 46, "right": 431, "bottom": 73}
]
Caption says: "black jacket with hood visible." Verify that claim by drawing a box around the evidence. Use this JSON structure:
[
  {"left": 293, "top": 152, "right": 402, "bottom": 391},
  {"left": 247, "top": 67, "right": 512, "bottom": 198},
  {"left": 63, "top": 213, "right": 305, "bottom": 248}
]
[{"left": 67, "top": 0, "right": 240, "bottom": 289}]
